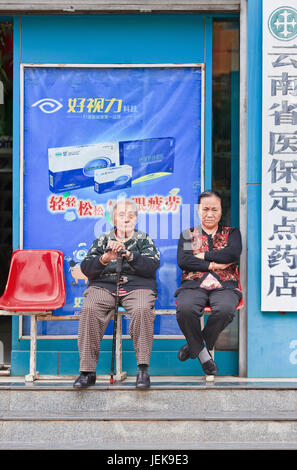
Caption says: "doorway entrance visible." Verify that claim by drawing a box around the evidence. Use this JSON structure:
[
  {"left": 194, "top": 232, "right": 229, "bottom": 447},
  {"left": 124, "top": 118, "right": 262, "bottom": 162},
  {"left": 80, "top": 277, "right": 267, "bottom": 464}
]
[
  {"left": 211, "top": 18, "right": 240, "bottom": 359},
  {"left": 0, "top": 21, "right": 13, "bottom": 369}
]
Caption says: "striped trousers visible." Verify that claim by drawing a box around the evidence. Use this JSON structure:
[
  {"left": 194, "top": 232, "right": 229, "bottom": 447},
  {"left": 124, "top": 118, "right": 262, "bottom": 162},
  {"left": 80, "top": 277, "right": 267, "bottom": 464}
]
[{"left": 78, "top": 286, "right": 156, "bottom": 372}]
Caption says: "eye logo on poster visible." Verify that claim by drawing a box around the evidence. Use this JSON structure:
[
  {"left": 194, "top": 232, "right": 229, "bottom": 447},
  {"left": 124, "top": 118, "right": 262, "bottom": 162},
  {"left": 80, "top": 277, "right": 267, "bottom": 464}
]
[
  {"left": 32, "top": 98, "right": 63, "bottom": 113},
  {"left": 268, "top": 6, "right": 297, "bottom": 41}
]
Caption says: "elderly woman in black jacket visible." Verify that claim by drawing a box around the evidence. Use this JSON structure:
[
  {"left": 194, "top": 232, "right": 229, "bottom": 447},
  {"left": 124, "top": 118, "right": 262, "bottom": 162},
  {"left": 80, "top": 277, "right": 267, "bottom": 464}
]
[{"left": 176, "top": 190, "right": 242, "bottom": 376}]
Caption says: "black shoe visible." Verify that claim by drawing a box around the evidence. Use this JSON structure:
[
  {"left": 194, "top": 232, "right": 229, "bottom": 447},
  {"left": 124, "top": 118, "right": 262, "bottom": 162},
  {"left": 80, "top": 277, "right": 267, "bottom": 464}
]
[
  {"left": 177, "top": 343, "right": 190, "bottom": 362},
  {"left": 73, "top": 372, "right": 96, "bottom": 389},
  {"left": 201, "top": 359, "right": 218, "bottom": 376},
  {"left": 136, "top": 370, "right": 150, "bottom": 389}
]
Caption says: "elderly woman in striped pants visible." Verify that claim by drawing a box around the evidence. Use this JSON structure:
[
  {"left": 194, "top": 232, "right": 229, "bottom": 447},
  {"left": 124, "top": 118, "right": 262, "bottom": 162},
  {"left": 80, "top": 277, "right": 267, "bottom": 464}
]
[{"left": 73, "top": 198, "right": 160, "bottom": 390}]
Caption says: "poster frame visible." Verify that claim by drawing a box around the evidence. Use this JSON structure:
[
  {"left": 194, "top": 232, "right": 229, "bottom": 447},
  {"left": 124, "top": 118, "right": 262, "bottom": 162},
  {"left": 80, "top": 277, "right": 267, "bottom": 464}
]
[{"left": 19, "top": 62, "right": 205, "bottom": 340}]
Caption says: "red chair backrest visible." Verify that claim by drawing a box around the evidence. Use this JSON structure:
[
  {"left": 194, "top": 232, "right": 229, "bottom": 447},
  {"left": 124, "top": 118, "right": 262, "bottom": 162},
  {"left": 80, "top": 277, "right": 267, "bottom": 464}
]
[{"left": 0, "top": 249, "right": 66, "bottom": 311}]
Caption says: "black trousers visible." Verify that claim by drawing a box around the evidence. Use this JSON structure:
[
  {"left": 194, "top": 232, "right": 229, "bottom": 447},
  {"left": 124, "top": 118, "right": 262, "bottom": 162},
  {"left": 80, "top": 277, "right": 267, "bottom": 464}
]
[{"left": 176, "top": 287, "right": 241, "bottom": 358}]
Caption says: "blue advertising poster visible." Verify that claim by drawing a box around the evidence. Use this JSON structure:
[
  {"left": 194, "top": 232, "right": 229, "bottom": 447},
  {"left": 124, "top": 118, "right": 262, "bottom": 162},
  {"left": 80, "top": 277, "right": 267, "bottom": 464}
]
[{"left": 22, "top": 65, "right": 203, "bottom": 336}]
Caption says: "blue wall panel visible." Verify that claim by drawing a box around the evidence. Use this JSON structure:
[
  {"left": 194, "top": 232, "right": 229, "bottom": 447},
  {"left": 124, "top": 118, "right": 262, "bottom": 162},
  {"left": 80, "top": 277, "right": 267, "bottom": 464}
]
[
  {"left": 247, "top": 163, "right": 297, "bottom": 378},
  {"left": 20, "top": 14, "right": 206, "bottom": 64},
  {"left": 247, "top": 0, "right": 262, "bottom": 185}
]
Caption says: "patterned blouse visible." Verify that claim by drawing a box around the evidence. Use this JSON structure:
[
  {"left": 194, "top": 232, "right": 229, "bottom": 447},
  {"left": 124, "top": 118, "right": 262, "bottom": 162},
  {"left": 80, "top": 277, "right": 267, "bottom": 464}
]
[{"left": 177, "top": 224, "right": 242, "bottom": 291}]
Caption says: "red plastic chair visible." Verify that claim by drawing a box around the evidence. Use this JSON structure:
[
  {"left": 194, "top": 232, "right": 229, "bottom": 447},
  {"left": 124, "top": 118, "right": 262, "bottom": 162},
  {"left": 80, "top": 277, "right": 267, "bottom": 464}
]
[{"left": 0, "top": 250, "right": 66, "bottom": 381}]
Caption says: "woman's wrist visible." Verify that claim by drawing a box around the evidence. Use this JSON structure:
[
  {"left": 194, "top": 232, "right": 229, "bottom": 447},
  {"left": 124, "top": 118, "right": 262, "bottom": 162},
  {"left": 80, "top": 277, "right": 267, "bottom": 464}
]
[{"left": 100, "top": 254, "right": 109, "bottom": 266}]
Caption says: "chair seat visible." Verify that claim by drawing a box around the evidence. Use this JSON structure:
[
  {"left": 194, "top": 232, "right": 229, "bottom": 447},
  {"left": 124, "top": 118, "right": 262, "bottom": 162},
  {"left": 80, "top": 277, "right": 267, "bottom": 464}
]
[
  {"left": 204, "top": 296, "right": 244, "bottom": 313},
  {"left": 0, "top": 249, "right": 66, "bottom": 311},
  {"left": 175, "top": 295, "right": 244, "bottom": 313}
]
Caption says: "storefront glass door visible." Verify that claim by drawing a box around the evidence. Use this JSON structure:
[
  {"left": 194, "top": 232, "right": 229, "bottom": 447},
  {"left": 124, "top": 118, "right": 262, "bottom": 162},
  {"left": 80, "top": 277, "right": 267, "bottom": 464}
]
[{"left": 211, "top": 18, "right": 240, "bottom": 357}]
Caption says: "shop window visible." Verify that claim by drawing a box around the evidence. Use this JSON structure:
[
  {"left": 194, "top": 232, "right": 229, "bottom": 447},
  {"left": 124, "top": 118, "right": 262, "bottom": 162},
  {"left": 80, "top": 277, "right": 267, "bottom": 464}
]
[
  {"left": 212, "top": 18, "right": 240, "bottom": 352},
  {"left": 212, "top": 19, "right": 240, "bottom": 228}
]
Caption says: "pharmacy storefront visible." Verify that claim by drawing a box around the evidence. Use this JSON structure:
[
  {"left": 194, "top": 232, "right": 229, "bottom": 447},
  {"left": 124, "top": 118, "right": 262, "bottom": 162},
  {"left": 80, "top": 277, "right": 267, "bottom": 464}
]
[{"left": 0, "top": 0, "right": 296, "bottom": 379}]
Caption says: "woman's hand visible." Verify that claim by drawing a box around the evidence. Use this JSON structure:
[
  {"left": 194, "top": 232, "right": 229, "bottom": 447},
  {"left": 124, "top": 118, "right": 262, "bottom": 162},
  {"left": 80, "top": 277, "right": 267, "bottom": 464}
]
[
  {"left": 100, "top": 241, "right": 126, "bottom": 265},
  {"left": 195, "top": 253, "right": 205, "bottom": 260},
  {"left": 209, "top": 261, "right": 234, "bottom": 271}
]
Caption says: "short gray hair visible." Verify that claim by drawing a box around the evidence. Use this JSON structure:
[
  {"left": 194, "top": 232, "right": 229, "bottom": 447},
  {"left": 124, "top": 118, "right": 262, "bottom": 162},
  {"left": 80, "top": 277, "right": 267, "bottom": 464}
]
[{"left": 109, "top": 198, "right": 138, "bottom": 222}]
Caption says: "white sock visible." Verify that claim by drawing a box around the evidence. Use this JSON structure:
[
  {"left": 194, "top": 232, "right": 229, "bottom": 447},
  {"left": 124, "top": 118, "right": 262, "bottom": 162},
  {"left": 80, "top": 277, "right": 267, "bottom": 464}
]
[{"left": 198, "top": 347, "right": 211, "bottom": 364}]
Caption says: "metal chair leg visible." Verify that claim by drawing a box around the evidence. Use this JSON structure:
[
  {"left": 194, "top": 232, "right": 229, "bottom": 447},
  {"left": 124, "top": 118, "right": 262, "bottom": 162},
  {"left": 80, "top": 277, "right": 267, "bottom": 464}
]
[
  {"left": 115, "top": 312, "right": 127, "bottom": 382},
  {"left": 25, "top": 315, "right": 39, "bottom": 382}
]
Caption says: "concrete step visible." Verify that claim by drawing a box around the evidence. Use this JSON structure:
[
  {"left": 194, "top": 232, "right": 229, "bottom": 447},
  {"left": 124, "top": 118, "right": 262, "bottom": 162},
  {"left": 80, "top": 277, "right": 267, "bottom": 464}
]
[
  {"left": 2, "top": 383, "right": 297, "bottom": 414},
  {"left": 1, "top": 378, "right": 297, "bottom": 449},
  {"left": 1, "top": 411, "right": 297, "bottom": 450}
]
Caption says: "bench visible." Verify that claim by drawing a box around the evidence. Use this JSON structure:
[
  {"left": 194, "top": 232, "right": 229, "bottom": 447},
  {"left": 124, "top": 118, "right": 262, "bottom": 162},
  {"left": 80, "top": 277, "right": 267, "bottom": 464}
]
[
  {"left": 1, "top": 304, "right": 243, "bottom": 383},
  {"left": 35, "top": 307, "right": 177, "bottom": 382},
  {"left": 0, "top": 249, "right": 243, "bottom": 382},
  {"left": 35, "top": 300, "right": 243, "bottom": 383}
]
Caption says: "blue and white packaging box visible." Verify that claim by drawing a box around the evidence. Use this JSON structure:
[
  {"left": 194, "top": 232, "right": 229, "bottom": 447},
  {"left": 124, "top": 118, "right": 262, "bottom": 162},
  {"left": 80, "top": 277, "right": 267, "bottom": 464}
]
[
  {"left": 48, "top": 142, "right": 121, "bottom": 193},
  {"left": 94, "top": 165, "right": 132, "bottom": 194},
  {"left": 119, "top": 137, "right": 175, "bottom": 184}
]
